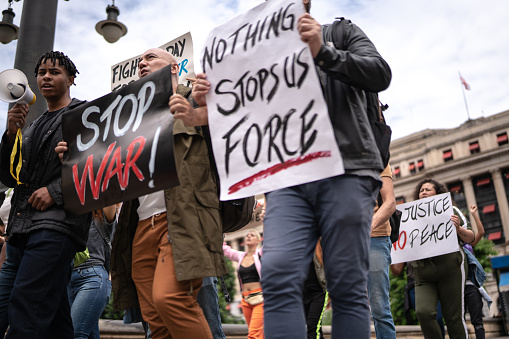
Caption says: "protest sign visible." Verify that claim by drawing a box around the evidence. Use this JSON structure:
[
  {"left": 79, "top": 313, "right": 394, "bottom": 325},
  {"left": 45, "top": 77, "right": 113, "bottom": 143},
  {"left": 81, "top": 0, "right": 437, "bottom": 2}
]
[
  {"left": 110, "top": 32, "right": 195, "bottom": 91},
  {"left": 201, "top": 0, "right": 344, "bottom": 200},
  {"left": 391, "top": 192, "right": 460, "bottom": 264},
  {"left": 62, "top": 65, "right": 179, "bottom": 215}
]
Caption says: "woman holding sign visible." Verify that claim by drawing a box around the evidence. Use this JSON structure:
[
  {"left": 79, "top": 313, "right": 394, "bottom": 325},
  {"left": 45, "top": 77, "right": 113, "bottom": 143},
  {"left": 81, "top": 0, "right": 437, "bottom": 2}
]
[{"left": 411, "top": 179, "right": 475, "bottom": 339}]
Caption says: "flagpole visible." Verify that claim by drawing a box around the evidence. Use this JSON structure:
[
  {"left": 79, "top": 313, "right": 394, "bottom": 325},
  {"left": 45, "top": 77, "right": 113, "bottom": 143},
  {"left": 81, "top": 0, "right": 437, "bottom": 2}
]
[{"left": 459, "top": 71, "right": 471, "bottom": 120}]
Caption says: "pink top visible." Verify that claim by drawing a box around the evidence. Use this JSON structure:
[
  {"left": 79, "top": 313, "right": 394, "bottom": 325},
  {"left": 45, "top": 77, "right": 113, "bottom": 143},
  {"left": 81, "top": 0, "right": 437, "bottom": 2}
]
[{"left": 222, "top": 243, "right": 263, "bottom": 289}]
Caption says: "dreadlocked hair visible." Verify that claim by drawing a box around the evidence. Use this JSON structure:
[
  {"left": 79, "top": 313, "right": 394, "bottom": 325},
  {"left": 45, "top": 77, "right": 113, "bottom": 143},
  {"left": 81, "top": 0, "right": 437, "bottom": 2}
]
[{"left": 34, "top": 51, "right": 79, "bottom": 78}]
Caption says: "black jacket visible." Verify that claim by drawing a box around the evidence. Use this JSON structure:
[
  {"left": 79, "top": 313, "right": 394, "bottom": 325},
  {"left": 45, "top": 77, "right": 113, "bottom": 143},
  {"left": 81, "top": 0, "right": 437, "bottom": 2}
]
[
  {"left": 318, "top": 20, "right": 392, "bottom": 172},
  {"left": 0, "top": 98, "right": 91, "bottom": 250}
]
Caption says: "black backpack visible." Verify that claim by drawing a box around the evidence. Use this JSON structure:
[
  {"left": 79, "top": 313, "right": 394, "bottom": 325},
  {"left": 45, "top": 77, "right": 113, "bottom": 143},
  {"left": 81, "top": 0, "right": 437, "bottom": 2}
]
[
  {"left": 201, "top": 125, "right": 256, "bottom": 233},
  {"left": 389, "top": 209, "right": 402, "bottom": 244},
  {"left": 325, "top": 18, "right": 392, "bottom": 169},
  {"left": 220, "top": 196, "right": 257, "bottom": 233}
]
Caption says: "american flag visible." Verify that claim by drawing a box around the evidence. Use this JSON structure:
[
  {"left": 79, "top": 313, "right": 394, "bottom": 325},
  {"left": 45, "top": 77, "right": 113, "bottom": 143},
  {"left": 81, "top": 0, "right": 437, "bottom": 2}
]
[{"left": 459, "top": 74, "right": 471, "bottom": 90}]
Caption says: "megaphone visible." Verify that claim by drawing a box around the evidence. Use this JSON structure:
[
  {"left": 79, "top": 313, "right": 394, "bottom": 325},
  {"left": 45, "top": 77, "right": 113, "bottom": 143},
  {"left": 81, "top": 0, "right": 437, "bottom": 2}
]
[{"left": 0, "top": 69, "right": 36, "bottom": 106}]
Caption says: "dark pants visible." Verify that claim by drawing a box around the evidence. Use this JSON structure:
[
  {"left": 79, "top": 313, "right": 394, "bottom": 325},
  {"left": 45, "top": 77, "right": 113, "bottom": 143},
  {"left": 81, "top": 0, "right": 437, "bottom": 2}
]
[
  {"left": 5, "top": 229, "right": 79, "bottom": 339},
  {"left": 303, "top": 286, "right": 326, "bottom": 339},
  {"left": 464, "top": 284, "right": 485, "bottom": 339},
  {"left": 262, "top": 175, "right": 379, "bottom": 339},
  {"left": 0, "top": 243, "right": 22, "bottom": 336}
]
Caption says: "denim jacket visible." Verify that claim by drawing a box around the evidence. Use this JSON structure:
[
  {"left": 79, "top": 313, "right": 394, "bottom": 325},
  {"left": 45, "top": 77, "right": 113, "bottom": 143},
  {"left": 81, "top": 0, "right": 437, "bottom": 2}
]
[{"left": 463, "top": 247, "right": 486, "bottom": 288}]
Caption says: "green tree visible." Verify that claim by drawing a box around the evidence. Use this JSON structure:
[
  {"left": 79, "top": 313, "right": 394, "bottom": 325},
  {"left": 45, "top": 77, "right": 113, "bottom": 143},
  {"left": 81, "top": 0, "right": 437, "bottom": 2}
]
[
  {"left": 389, "top": 267, "right": 418, "bottom": 325},
  {"left": 101, "top": 295, "right": 124, "bottom": 320},
  {"left": 473, "top": 237, "right": 498, "bottom": 273},
  {"left": 217, "top": 258, "right": 245, "bottom": 324}
]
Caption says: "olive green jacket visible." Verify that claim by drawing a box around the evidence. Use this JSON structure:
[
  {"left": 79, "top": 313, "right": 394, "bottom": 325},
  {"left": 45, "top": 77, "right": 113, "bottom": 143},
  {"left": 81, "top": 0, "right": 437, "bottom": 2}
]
[{"left": 110, "top": 85, "right": 227, "bottom": 311}]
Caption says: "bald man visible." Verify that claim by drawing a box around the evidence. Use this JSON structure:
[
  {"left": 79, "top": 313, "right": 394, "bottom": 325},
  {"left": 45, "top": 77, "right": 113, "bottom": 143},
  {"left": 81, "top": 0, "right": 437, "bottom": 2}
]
[{"left": 110, "top": 48, "right": 227, "bottom": 339}]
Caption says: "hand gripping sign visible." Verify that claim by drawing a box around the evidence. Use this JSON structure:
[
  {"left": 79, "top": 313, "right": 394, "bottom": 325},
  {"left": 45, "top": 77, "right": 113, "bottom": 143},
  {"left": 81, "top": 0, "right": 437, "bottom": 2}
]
[
  {"left": 62, "top": 65, "right": 179, "bottom": 215},
  {"left": 391, "top": 193, "right": 460, "bottom": 265}
]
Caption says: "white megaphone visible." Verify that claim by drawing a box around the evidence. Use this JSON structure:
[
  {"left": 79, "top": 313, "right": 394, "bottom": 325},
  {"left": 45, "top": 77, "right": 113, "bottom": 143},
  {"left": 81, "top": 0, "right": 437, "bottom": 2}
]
[{"left": 0, "top": 69, "right": 36, "bottom": 106}]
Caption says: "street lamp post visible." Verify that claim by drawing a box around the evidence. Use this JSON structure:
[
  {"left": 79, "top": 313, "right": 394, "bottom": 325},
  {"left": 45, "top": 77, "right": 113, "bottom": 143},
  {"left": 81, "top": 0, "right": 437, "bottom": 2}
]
[{"left": 12, "top": 0, "right": 58, "bottom": 127}]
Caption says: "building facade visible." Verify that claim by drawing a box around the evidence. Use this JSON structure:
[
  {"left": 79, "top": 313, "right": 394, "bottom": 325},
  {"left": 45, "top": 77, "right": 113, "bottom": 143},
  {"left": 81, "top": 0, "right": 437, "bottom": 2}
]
[{"left": 390, "top": 109, "right": 509, "bottom": 244}]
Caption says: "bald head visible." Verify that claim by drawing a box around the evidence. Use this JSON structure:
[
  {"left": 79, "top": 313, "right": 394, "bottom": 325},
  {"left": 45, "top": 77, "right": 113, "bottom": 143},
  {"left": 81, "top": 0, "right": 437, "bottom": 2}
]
[{"left": 138, "top": 48, "right": 177, "bottom": 78}]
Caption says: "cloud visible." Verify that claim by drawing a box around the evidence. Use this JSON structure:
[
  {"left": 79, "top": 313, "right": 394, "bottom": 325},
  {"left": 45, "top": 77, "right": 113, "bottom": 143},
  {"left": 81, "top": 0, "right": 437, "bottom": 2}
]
[{"left": 0, "top": 0, "right": 508, "bottom": 142}]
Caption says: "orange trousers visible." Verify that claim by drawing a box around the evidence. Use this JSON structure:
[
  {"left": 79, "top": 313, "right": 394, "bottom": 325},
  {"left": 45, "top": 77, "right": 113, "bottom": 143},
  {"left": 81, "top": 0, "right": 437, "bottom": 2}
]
[
  {"left": 131, "top": 213, "right": 212, "bottom": 339},
  {"left": 241, "top": 288, "right": 265, "bottom": 339}
]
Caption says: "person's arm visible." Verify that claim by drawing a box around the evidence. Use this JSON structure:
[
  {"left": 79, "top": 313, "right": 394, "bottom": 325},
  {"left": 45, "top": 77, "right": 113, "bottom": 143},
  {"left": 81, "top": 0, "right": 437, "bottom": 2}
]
[
  {"left": 169, "top": 95, "right": 208, "bottom": 126},
  {"left": 102, "top": 205, "right": 118, "bottom": 224},
  {"left": 390, "top": 262, "right": 405, "bottom": 276},
  {"left": 169, "top": 73, "right": 210, "bottom": 127},
  {"left": 298, "top": 15, "right": 391, "bottom": 92},
  {"left": 0, "top": 133, "right": 18, "bottom": 188},
  {"left": 0, "top": 243, "right": 6, "bottom": 271},
  {"left": 451, "top": 208, "right": 475, "bottom": 244},
  {"left": 29, "top": 185, "right": 56, "bottom": 211},
  {"left": 0, "top": 104, "right": 30, "bottom": 187},
  {"left": 222, "top": 242, "right": 243, "bottom": 262},
  {"left": 469, "top": 205, "right": 485, "bottom": 247},
  {"left": 5, "top": 103, "right": 28, "bottom": 145},
  {"left": 55, "top": 141, "right": 67, "bottom": 163},
  {"left": 371, "top": 175, "right": 396, "bottom": 232}
]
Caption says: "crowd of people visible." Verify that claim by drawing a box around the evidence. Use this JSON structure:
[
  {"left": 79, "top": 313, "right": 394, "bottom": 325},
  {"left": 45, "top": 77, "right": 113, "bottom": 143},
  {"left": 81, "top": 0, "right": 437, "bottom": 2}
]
[{"left": 0, "top": 0, "right": 493, "bottom": 338}]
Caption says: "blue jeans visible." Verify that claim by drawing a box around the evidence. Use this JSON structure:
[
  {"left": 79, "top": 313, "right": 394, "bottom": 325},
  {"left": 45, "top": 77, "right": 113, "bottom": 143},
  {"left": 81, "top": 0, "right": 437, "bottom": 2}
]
[
  {"left": 197, "top": 277, "right": 225, "bottom": 339},
  {"left": 262, "top": 175, "right": 379, "bottom": 339},
  {"left": 0, "top": 243, "right": 22, "bottom": 335},
  {"left": 5, "top": 229, "right": 79, "bottom": 339},
  {"left": 68, "top": 265, "right": 112, "bottom": 339},
  {"left": 368, "top": 236, "right": 396, "bottom": 339}
]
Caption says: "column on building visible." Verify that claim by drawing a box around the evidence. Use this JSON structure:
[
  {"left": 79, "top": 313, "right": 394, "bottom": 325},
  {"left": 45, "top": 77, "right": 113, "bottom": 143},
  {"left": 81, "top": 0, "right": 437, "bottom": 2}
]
[{"left": 491, "top": 169, "right": 509, "bottom": 241}]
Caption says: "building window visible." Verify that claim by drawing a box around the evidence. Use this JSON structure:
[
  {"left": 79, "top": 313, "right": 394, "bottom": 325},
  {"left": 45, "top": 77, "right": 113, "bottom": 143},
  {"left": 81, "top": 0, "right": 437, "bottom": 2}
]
[
  {"left": 483, "top": 204, "right": 496, "bottom": 214},
  {"left": 417, "top": 159, "right": 424, "bottom": 171},
  {"left": 448, "top": 182, "right": 466, "bottom": 210},
  {"left": 497, "top": 132, "right": 508, "bottom": 146},
  {"left": 476, "top": 177, "right": 491, "bottom": 187},
  {"left": 488, "top": 231, "right": 502, "bottom": 241},
  {"left": 469, "top": 141, "right": 480, "bottom": 154},
  {"left": 393, "top": 166, "right": 401, "bottom": 178},
  {"left": 409, "top": 162, "right": 416, "bottom": 174},
  {"left": 442, "top": 149, "right": 453, "bottom": 162},
  {"left": 449, "top": 184, "right": 462, "bottom": 193}
]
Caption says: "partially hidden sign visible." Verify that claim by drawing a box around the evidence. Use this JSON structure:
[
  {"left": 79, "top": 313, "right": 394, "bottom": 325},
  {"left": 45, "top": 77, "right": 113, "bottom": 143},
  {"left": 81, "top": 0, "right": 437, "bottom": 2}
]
[
  {"left": 62, "top": 65, "right": 179, "bottom": 215},
  {"left": 111, "top": 32, "right": 195, "bottom": 91},
  {"left": 391, "top": 193, "right": 460, "bottom": 264},
  {"left": 201, "top": 0, "right": 344, "bottom": 200}
]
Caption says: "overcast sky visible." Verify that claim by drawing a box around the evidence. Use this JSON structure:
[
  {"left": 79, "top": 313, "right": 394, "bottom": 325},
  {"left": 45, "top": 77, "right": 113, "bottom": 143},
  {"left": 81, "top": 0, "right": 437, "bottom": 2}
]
[{"left": 0, "top": 0, "right": 508, "bottom": 140}]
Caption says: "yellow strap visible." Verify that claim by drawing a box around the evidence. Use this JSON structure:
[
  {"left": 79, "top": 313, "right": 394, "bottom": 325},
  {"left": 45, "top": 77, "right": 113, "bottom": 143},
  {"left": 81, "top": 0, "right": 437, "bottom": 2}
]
[{"left": 10, "top": 128, "right": 23, "bottom": 185}]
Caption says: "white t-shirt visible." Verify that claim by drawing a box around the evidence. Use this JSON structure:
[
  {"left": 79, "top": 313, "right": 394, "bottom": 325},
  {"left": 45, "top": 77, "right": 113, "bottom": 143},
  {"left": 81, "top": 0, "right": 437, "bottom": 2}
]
[{"left": 137, "top": 191, "right": 166, "bottom": 221}]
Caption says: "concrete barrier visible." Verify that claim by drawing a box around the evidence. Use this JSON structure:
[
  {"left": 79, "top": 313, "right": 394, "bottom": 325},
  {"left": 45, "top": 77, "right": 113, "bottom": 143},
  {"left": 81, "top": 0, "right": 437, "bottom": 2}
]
[{"left": 98, "top": 317, "right": 507, "bottom": 338}]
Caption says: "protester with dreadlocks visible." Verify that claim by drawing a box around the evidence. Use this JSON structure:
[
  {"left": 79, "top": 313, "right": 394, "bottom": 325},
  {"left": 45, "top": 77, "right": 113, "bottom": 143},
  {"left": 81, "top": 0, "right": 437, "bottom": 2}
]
[{"left": 0, "top": 50, "right": 91, "bottom": 338}]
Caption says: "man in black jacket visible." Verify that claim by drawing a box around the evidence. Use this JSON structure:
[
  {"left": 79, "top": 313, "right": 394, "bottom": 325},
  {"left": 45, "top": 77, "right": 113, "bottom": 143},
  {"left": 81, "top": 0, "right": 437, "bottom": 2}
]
[
  {"left": 0, "top": 51, "right": 90, "bottom": 339},
  {"left": 260, "top": 1, "right": 392, "bottom": 338}
]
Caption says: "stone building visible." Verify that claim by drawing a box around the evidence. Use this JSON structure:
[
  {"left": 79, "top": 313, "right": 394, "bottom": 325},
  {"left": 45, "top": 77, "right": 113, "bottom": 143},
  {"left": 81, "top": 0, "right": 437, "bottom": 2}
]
[{"left": 390, "top": 109, "right": 509, "bottom": 244}]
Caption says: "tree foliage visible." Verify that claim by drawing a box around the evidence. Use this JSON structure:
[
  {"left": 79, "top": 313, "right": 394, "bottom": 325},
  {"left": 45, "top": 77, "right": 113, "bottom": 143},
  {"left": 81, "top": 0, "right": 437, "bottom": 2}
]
[{"left": 473, "top": 237, "right": 498, "bottom": 273}]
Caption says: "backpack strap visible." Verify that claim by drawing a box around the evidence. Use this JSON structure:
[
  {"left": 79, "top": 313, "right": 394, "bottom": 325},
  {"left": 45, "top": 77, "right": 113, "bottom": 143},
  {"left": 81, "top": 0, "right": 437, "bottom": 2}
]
[{"left": 329, "top": 17, "right": 349, "bottom": 50}]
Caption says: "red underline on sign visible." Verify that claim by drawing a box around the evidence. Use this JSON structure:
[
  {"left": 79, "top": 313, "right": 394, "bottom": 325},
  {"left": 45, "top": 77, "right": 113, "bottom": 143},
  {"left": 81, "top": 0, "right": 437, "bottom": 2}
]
[{"left": 228, "top": 151, "right": 332, "bottom": 195}]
